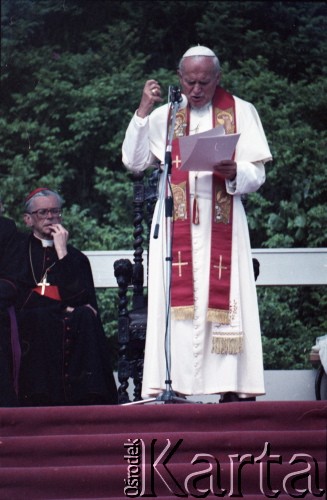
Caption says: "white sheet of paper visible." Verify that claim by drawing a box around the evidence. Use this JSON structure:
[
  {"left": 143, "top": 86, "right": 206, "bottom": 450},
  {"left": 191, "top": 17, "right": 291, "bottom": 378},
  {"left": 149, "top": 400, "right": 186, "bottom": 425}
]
[{"left": 179, "top": 127, "right": 240, "bottom": 171}]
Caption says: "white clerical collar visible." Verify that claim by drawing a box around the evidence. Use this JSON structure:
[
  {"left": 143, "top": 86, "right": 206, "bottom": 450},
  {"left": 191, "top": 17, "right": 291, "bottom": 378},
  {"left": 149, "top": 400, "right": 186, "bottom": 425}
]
[
  {"left": 41, "top": 239, "right": 54, "bottom": 247},
  {"left": 33, "top": 234, "right": 54, "bottom": 247}
]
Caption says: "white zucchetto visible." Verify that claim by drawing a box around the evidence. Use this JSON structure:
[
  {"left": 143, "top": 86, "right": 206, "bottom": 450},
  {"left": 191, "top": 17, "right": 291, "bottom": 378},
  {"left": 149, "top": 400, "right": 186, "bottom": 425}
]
[{"left": 182, "top": 45, "right": 216, "bottom": 58}]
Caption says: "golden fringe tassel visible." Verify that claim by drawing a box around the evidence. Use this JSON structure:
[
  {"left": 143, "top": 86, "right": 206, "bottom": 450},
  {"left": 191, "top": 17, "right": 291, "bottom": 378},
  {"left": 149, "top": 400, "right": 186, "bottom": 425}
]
[
  {"left": 207, "top": 308, "right": 230, "bottom": 325},
  {"left": 171, "top": 306, "right": 194, "bottom": 321},
  {"left": 212, "top": 336, "right": 243, "bottom": 355}
]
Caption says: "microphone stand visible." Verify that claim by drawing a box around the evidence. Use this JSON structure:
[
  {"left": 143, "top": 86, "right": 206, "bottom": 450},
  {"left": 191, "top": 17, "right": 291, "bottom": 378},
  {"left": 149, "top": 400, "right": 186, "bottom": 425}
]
[
  {"left": 154, "top": 86, "right": 190, "bottom": 404},
  {"left": 123, "top": 87, "right": 192, "bottom": 406}
]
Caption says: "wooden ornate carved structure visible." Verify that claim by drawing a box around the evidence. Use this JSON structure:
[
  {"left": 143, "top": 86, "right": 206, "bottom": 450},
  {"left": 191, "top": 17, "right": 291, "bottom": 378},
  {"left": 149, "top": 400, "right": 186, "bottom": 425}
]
[{"left": 114, "top": 168, "right": 159, "bottom": 404}]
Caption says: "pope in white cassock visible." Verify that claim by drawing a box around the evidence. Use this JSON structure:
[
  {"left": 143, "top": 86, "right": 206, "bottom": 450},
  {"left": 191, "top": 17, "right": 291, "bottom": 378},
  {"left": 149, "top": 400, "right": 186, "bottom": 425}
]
[{"left": 122, "top": 46, "right": 272, "bottom": 402}]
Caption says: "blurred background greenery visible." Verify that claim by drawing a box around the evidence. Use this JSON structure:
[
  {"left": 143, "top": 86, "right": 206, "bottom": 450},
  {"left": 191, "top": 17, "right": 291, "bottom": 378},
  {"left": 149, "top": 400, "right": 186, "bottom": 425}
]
[{"left": 1, "top": 0, "right": 326, "bottom": 369}]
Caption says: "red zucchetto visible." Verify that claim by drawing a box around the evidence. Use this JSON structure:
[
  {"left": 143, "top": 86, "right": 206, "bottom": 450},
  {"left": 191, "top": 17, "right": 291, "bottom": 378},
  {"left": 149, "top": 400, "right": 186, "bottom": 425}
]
[{"left": 25, "top": 187, "right": 50, "bottom": 203}]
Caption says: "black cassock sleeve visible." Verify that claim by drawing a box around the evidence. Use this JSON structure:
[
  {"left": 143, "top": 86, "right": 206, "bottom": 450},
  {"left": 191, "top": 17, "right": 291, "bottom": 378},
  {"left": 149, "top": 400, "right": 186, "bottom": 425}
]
[{"left": 52, "top": 247, "right": 99, "bottom": 310}]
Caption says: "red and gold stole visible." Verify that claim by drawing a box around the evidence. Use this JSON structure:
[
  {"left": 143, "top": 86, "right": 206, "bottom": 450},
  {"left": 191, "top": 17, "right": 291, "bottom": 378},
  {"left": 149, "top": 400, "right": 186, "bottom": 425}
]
[{"left": 170, "top": 87, "right": 236, "bottom": 325}]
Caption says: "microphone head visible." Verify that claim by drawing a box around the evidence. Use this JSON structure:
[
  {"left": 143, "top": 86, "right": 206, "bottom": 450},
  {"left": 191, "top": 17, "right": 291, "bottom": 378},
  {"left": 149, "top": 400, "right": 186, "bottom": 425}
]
[{"left": 169, "top": 85, "right": 182, "bottom": 104}]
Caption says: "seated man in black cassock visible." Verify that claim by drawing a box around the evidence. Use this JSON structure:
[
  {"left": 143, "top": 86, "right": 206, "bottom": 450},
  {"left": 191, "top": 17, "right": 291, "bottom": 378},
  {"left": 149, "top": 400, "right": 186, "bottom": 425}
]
[
  {"left": 0, "top": 210, "right": 21, "bottom": 407},
  {"left": 16, "top": 187, "right": 118, "bottom": 406}
]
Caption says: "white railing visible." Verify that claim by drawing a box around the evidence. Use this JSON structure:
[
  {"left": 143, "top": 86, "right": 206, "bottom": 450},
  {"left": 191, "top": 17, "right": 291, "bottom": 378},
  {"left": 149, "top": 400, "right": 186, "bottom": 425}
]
[{"left": 84, "top": 248, "right": 327, "bottom": 288}]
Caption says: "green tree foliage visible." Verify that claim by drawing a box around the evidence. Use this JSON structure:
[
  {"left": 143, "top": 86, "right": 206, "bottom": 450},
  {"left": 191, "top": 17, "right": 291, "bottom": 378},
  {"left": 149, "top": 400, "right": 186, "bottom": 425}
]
[{"left": 1, "top": 0, "right": 326, "bottom": 368}]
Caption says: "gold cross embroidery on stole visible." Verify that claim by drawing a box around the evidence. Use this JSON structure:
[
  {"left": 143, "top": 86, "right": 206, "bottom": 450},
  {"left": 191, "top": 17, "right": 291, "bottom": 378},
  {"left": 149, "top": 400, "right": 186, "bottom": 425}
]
[
  {"left": 172, "top": 251, "right": 189, "bottom": 277},
  {"left": 214, "top": 255, "right": 227, "bottom": 280}
]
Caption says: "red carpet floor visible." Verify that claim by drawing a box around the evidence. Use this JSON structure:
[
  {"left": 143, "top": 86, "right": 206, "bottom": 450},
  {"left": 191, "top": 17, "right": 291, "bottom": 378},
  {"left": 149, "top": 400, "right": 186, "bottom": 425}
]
[{"left": 0, "top": 401, "right": 326, "bottom": 499}]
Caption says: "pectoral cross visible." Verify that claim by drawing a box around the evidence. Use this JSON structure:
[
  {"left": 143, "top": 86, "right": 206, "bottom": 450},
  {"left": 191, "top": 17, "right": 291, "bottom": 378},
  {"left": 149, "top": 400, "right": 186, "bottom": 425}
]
[
  {"left": 172, "top": 251, "right": 188, "bottom": 277},
  {"left": 37, "top": 275, "right": 50, "bottom": 295},
  {"left": 214, "top": 255, "right": 227, "bottom": 280}
]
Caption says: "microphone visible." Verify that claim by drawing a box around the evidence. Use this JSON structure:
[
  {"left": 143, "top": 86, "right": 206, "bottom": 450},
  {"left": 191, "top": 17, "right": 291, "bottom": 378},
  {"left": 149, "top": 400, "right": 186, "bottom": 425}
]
[
  {"left": 169, "top": 85, "right": 188, "bottom": 110},
  {"left": 169, "top": 85, "right": 182, "bottom": 104}
]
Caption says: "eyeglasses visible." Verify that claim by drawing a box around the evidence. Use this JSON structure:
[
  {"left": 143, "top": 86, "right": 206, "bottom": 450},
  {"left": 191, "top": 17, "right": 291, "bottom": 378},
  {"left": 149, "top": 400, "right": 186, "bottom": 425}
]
[{"left": 28, "top": 208, "right": 62, "bottom": 219}]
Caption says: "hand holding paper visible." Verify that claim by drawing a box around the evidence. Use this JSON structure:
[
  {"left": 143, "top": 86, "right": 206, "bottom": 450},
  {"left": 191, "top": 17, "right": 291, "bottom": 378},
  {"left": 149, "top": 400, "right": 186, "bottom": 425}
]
[{"left": 179, "top": 126, "right": 240, "bottom": 171}]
